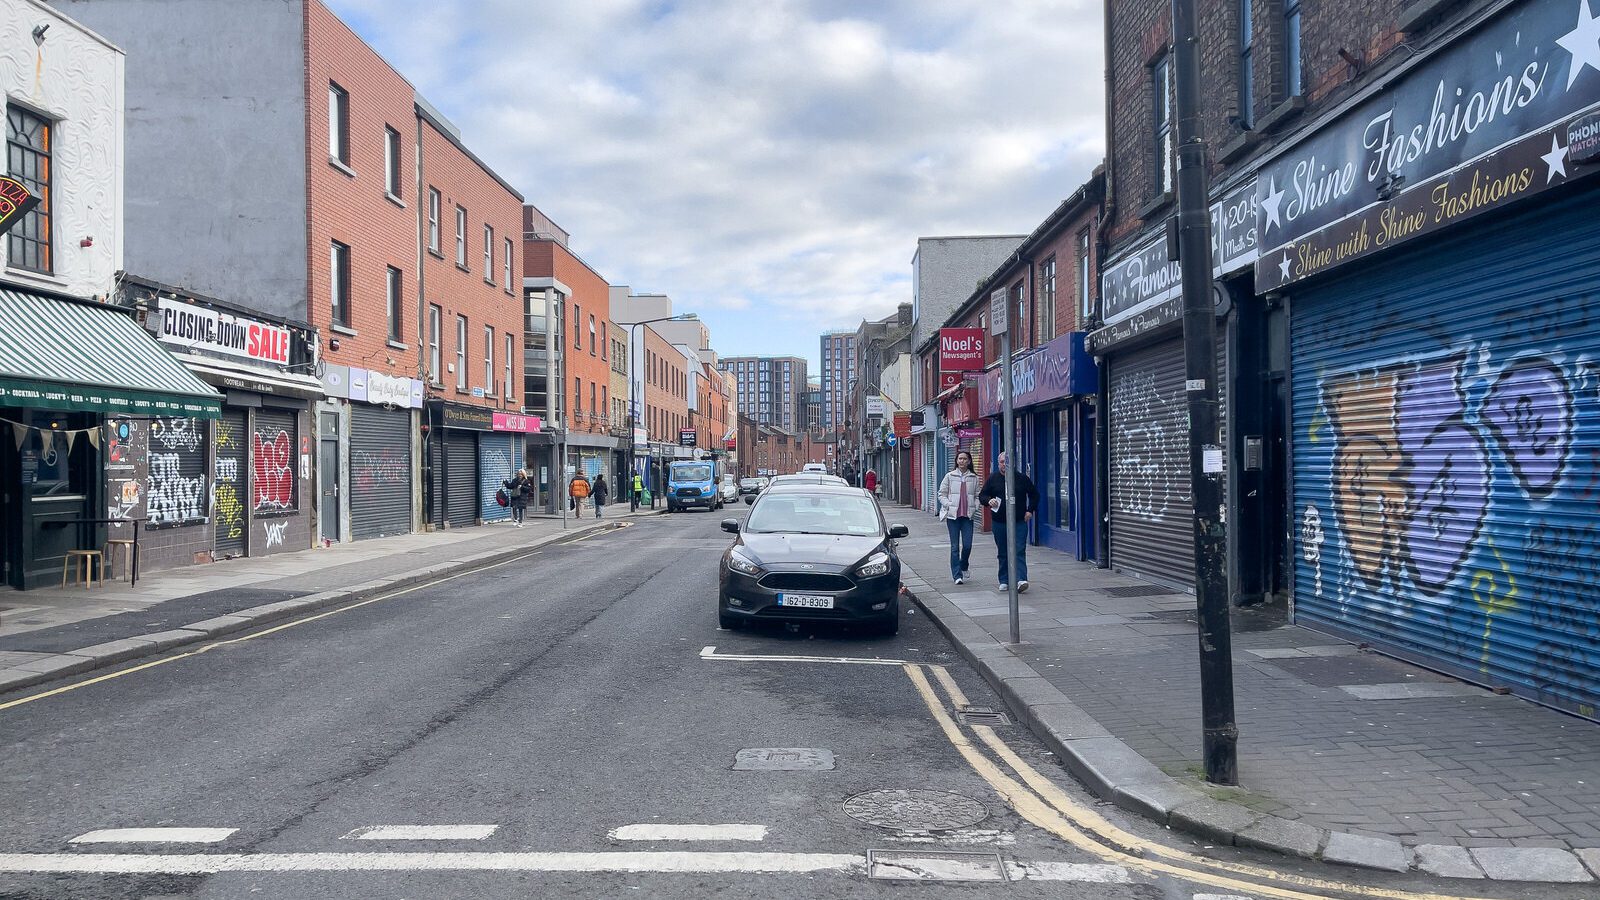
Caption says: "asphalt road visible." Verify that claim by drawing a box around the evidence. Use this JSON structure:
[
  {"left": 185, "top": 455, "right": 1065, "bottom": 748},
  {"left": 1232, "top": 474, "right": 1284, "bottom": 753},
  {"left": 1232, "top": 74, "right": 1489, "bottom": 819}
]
[{"left": 0, "top": 513, "right": 1574, "bottom": 899}]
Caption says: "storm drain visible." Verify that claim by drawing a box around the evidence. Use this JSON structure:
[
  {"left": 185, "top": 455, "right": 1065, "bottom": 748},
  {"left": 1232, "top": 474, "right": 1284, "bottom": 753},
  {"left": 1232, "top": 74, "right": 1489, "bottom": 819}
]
[
  {"left": 956, "top": 707, "right": 1012, "bottom": 727},
  {"left": 845, "top": 789, "right": 989, "bottom": 832},
  {"left": 1099, "top": 585, "right": 1176, "bottom": 598},
  {"left": 866, "top": 849, "right": 1007, "bottom": 882}
]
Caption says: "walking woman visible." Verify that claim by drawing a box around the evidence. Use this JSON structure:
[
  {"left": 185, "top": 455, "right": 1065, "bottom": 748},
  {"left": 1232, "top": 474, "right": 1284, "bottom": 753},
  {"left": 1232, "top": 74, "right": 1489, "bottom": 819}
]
[
  {"left": 503, "top": 469, "right": 532, "bottom": 527},
  {"left": 592, "top": 474, "right": 609, "bottom": 518},
  {"left": 936, "top": 451, "right": 981, "bottom": 585}
]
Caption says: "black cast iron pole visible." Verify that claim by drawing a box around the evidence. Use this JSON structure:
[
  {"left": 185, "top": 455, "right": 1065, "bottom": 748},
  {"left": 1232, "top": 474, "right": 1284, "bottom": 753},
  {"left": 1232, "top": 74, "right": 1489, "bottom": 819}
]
[{"left": 1171, "top": 0, "right": 1238, "bottom": 785}]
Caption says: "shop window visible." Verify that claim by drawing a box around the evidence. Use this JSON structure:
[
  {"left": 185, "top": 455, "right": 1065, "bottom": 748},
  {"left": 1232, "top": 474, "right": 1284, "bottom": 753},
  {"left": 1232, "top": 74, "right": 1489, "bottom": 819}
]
[
  {"left": 1238, "top": 0, "right": 1255, "bottom": 127},
  {"left": 1152, "top": 53, "right": 1173, "bottom": 196}
]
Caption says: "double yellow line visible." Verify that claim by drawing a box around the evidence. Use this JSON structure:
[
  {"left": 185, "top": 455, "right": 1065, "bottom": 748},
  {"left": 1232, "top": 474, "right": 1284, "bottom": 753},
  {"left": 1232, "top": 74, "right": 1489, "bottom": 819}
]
[{"left": 904, "top": 662, "right": 1497, "bottom": 900}]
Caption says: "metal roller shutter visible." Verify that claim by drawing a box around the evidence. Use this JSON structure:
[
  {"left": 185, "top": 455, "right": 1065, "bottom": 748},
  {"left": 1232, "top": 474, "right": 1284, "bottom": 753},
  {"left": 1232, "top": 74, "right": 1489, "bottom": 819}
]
[
  {"left": 478, "top": 433, "right": 514, "bottom": 522},
  {"left": 446, "top": 430, "right": 477, "bottom": 528},
  {"left": 1109, "top": 339, "right": 1191, "bottom": 586},
  {"left": 428, "top": 432, "right": 446, "bottom": 528},
  {"left": 146, "top": 416, "right": 210, "bottom": 528},
  {"left": 213, "top": 408, "right": 248, "bottom": 557},
  {"left": 253, "top": 408, "right": 298, "bottom": 516},
  {"left": 1290, "top": 184, "right": 1600, "bottom": 718},
  {"left": 350, "top": 405, "right": 413, "bottom": 540}
]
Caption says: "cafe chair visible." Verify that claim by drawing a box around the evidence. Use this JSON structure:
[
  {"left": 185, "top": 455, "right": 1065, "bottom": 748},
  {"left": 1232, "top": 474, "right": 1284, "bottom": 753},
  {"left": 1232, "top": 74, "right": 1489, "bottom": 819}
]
[{"left": 62, "top": 549, "right": 103, "bottom": 590}]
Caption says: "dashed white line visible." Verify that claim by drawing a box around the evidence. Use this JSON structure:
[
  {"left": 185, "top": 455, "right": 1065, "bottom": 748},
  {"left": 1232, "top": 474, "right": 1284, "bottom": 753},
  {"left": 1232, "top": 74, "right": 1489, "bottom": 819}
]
[
  {"left": 68, "top": 828, "right": 237, "bottom": 845},
  {"left": 341, "top": 825, "right": 499, "bottom": 841},
  {"left": 609, "top": 824, "right": 767, "bottom": 842},
  {"left": 699, "top": 646, "right": 910, "bottom": 666}
]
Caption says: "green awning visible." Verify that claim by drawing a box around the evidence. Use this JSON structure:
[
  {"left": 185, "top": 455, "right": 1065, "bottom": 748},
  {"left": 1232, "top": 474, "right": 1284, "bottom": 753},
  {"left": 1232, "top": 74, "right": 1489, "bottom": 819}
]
[{"left": 0, "top": 289, "right": 222, "bottom": 419}]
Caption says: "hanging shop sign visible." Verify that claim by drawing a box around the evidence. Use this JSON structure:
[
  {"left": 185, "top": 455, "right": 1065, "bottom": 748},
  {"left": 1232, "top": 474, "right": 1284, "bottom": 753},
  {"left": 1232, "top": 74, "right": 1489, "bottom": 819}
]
[
  {"left": 978, "top": 331, "right": 1099, "bottom": 416},
  {"left": 893, "top": 411, "right": 913, "bottom": 438},
  {"left": 865, "top": 397, "right": 888, "bottom": 417},
  {"left": 679, "top": 428, "right": 698, "bottom": 447},
  {"left": 1100, "top": 179, "right": 1260, "bottom": 324},
  {"left": 0, "top": 176, "right": 42, "bottom": 238},
  {"left": 938, "top": 328, "right": 985, "bottom": 371},
  {"left": 156, "top": 298, "right": 291, "bottom": 366},
  {"left": 939, "top": 371, "right": 964, "bottom": 391},
  {"left": 1254, "top": 0, "right": 1600, "bottom": 288},
  {"left": 1570, "top": 110, "right": 1600, "bottom": 164}
]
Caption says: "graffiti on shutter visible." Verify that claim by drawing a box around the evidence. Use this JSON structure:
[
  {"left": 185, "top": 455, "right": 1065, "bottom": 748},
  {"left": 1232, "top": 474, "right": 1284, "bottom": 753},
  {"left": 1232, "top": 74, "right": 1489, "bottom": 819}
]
[
  {"left": 253, "top": 411, "right": 297, "bottom": 512},
  {"left": 147, "top": 416, "right": 208, "bottom": 526}
]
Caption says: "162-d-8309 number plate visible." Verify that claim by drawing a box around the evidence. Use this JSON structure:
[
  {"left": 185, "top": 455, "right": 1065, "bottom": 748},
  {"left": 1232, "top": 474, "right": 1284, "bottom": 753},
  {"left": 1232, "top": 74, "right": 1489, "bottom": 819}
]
[{"left": 777, "top": 594, "right": 834, "bottom": 609}]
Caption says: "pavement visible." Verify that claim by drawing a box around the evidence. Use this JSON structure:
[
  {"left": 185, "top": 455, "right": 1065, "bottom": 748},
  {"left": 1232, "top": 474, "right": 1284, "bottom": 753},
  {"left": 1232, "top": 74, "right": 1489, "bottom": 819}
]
[
  {"left": 891, "top": 507, "right": 1600, "bottom": 885},
  {"left": 0, "top": 506, "right": 662, "bottom": 693}
]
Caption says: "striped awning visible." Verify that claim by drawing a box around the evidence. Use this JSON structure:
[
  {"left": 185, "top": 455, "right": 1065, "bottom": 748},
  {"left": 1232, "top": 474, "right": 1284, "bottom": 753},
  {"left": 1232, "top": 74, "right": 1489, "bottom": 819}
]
[{"left": 0, "top": 289, "right": 222, "bottom": 419}]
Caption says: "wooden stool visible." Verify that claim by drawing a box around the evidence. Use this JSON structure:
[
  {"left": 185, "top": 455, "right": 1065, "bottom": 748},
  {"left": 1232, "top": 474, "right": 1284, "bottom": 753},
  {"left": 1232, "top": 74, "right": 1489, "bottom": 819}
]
[
  {"left": 103, "top": 539, "right": 136, "bottom": 583},
  {"left": 62, "top": 549, "right": 102, "bottom": 589}
]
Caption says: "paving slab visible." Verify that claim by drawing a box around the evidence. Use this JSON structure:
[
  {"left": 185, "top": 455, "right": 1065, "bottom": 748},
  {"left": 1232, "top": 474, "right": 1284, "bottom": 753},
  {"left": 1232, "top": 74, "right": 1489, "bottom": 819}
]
[
  {"left": 1414, "top": 844, "right": 1485, "bottom": 879},
  {"left": 1469, "top": 847, "right": 1593, "bottom": 883},
  {"left": 1236, "top": 817, "right": 1325, "bottom": 859},
  {"left": 1168, "top": 798, "right": 1264, "bottom": 846}
]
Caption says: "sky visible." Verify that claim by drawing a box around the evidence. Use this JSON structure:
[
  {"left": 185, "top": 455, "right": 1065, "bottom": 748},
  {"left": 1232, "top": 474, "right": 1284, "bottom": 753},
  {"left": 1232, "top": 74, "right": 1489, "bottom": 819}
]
[{"left": 327, "top": 0, "right": 1105, "bottom": 371}]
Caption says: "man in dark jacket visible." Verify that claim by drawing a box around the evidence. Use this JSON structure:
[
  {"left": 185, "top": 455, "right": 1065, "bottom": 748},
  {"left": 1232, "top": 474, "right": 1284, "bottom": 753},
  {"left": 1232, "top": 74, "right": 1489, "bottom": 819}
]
[{"left": 977, "top": 451, "right": 1039, "bottom": 592}]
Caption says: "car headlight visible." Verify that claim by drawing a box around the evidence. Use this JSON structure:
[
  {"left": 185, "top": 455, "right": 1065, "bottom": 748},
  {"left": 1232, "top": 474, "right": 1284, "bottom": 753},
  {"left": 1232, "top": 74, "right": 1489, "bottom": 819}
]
[
  {"left": 856, "top": 551, "right": 892, "bottom": 578},
  {"left": 727, "top": 549, "right": 764, "bottom": 576}
]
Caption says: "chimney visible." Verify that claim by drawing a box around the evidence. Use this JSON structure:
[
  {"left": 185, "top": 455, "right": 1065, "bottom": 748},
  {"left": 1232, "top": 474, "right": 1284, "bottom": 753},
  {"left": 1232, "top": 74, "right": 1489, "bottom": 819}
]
[{"left": 897, "top": 302, "right": 913, "bottom": 327}]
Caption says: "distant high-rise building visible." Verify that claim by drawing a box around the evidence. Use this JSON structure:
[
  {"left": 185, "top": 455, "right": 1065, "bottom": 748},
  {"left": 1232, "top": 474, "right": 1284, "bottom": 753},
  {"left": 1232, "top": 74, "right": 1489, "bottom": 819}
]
[
  {"left": 820, "top": 331, "right": 857, "bottom": 432},
  {"left": 717, "top": 356, "right": 808, "bottom": 433}
]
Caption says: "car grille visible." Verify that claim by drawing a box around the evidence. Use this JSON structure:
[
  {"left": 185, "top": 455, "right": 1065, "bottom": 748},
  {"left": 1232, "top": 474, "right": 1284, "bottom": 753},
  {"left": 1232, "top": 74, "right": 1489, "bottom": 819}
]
[
  {"left": 675, "top": 487, "right": 701, "bottom": 497},
  {"left": 758, "top": 572, "right": 854, "bottom": 593}
]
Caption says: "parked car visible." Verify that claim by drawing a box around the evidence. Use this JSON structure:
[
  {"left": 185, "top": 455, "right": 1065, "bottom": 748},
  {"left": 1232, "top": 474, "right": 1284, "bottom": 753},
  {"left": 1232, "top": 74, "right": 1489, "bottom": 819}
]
[
  {"left": 718, "top": 485, "right": 907, "bottom": 636},
  {"left": 719, "top": 474, "right": 739, "bottom": 504},
  {"left": 801, "top": 463, "right": 828, "bottom": 474},
  {"left": 737, "top": 476, "right": 768, "bottom": 501}
]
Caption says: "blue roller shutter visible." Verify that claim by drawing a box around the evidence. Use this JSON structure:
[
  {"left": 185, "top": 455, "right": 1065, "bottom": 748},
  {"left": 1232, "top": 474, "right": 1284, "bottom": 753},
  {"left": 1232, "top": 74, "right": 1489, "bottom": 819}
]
[
  {"left": 1290, "top": 183, "right": 1600, "bottom": 719},
  {"left": 479, "top": 433, "right": 515, "bottom": 522}
]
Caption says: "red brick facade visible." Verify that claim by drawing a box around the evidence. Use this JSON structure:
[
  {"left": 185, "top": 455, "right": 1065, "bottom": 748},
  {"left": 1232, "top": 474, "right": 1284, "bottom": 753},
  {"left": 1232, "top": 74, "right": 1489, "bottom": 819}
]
[
  {"left": 524, "top": 237, "right": 615, "bottom": 435},
  {"left": 641, "top": 326, "right": 688, "bottom": 444}
]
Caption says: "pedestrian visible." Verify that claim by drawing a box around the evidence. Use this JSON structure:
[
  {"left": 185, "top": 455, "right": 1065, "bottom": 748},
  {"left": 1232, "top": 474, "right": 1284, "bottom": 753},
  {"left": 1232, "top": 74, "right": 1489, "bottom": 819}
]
[
  {"left": 631, "top": 471, "right": 645, "bottom": 511},
  {"left": 502, "top": 468, "right": 532, "bottom": 528},
  {"left": 936, "top": 451, "right": 980, "bottom": 585},
  {"left": 978, "top": 451, "right": 1039, "bottom": 593},
  {"left": 592, "top": 474, "right": 608, "bottom": 518},
  {"left": 570, "top": 470, "right": 591, "bottom": 517},
  {"left": 864, "top": 467, "right": 878, "bottom": 495}
]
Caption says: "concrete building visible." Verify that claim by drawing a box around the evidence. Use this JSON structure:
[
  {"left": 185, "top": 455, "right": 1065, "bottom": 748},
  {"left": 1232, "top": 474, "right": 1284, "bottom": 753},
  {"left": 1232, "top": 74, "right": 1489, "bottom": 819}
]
[
  {"left": 819, "top": 331, "right": 856, "bottom": 434},
  {"left": 717, "top": 356, "right": 807, "bottom": 433}
]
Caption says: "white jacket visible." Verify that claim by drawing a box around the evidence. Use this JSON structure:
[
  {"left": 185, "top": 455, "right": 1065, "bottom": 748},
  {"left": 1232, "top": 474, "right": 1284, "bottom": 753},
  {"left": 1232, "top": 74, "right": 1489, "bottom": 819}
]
[{"left": 936, "top": 470, "right": 982, "bottom": 521}]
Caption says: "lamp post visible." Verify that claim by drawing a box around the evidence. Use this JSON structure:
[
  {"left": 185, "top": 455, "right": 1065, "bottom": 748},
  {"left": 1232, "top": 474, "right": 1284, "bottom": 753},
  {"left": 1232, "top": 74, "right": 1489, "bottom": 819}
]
[{"left": 617, "top": 313, "right": 698, "bottom": 509}]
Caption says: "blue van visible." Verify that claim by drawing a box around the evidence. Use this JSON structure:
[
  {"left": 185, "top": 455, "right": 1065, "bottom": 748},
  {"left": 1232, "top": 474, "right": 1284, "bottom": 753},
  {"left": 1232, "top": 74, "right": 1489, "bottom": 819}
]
[{"left": 667, "top": 459, "right": 723, "bottom": 513}]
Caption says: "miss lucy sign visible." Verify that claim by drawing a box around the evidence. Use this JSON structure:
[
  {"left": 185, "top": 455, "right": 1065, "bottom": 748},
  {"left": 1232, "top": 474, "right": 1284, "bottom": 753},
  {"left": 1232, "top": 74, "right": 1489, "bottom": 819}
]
[
  {"left": 1255, "top": 0, "right": 1600, "bottom": 277},
  {"left": 157, "top": 298, "right": 291, "bottom": 366}
]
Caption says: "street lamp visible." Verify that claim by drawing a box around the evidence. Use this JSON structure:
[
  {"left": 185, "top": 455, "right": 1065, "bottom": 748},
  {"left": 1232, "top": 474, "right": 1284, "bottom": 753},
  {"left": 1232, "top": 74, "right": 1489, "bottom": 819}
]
[{"left": 616, "top": 313, "right": 698, "bottom": 509}]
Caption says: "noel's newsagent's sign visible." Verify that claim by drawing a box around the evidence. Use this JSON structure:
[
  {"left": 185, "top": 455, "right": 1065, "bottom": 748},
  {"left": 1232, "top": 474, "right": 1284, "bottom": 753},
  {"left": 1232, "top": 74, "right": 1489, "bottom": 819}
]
[{"left": 1256, "top": 0, "right": 1600, "bottom": 290}]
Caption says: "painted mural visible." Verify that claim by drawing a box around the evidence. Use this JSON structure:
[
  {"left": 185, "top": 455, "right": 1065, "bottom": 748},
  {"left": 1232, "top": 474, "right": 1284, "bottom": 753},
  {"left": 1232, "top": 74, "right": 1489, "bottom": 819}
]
[{"left": 1297, "top": 305, "right": 1600, "bottom": 717}]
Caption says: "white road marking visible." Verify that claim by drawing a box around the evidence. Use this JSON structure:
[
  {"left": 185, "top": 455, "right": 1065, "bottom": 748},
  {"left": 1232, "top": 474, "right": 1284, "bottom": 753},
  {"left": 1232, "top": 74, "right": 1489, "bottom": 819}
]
[
  {"left": 608, "top": 824, "right": 767, "bottom": 842},
  {"left": 883, "top": 829, "right": 1014, "bottom": 846},
  {"left": 868, "top": 850, "right": 1005, "bottom": 882},
  {"left": 699, "top": 646, "right": 910, "bottom": 666},
  {"left": 341, "top": 825, "right": 498, "bottom": 841},
  {"left": 69, "top": 828, "right": 237, "bottom": 845},
  {"left": 1192, "top": 895, "right": 1255, "bottom": 900},
  {"left": 1007, "top": 860, "right": 1135, "bottom": 883}
]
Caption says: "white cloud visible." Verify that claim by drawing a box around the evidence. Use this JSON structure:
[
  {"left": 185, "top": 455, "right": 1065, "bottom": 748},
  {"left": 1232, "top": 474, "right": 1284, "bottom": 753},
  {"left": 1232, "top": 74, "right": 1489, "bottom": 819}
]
[{"left": 327, "top": 0, "right": 1104, "bottom": 361}]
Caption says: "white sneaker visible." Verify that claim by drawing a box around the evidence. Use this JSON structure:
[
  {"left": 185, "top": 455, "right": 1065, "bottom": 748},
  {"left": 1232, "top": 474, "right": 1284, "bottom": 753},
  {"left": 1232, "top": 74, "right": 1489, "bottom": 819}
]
[
  {"left": 998, "top": 583, "right": 1007, "bottom": 592},
  {"left": 954, "top": 576, "right": 964, "bottom": 585},
  {"left": 1017, "top": 580, "right": 1029, "bottom": 593}
]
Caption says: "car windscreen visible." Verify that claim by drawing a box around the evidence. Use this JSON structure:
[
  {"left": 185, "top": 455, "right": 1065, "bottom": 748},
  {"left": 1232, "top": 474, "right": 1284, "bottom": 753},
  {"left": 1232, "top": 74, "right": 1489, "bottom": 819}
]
[
  {"left": 672, "top": 465, "right": 712, "bottom": 482},
  {"left": 745, "top": 493, "right": 882, "bottom": 536},
  {"left": 739, "top": 478, "right": 761, "bottom": 488}
]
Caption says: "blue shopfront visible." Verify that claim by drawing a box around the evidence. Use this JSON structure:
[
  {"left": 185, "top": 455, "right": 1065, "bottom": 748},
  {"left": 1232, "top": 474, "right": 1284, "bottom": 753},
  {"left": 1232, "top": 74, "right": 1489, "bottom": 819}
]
[{"left": 979, "top": 332, "right": 1098, "bottom": 560}]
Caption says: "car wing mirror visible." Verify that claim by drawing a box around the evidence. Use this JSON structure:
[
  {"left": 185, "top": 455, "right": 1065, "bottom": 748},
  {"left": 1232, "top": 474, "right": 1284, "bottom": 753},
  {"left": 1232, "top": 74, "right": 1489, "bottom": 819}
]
[
  {"left": 721, "top": 518, "right": 741, "bottom": 533},
  {"left": 887, "top": 524, "right": 909, "bottom": 539}
]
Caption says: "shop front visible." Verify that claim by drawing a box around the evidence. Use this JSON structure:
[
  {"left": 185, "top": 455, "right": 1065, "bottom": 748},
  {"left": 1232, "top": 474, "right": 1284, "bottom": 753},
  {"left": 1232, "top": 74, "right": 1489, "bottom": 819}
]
[
  {"left": 978, "top": 331, "right": 1099, "bottom": 560},
  {"left": 140, "top": 282, "right": 323, "bottom": 564},
  {"left": 934, "top": 379, "right": 987, "bottom": 527},
  {"left": 320, "top": 364, "right": 423, "bottom": 542},
  {"left": 0, "top": 289, "right": 222, "bottom": 589},
  {"left": 1257, "top": 0, "right": 1600, "bottom": 717},
  {"left": 426, "top": 401, "right": 538, "bottom": 528}
]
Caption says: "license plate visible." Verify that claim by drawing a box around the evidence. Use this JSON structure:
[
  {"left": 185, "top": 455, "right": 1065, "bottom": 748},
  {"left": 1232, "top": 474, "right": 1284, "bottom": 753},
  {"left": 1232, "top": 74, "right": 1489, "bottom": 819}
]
[{"left": 777, "top": 594, "right": 834, "bottom": 609}]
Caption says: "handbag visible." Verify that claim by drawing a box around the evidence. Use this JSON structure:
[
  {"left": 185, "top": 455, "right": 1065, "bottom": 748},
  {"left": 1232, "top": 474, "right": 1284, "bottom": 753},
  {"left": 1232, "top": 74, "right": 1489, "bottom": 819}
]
[{"left": 495, "top": 488, "right": 509, "bottom": 508}]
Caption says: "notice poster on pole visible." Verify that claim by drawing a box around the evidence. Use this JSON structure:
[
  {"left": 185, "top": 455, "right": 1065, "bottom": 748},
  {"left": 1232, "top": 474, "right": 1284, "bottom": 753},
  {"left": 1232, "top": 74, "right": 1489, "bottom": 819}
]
[{"left": 988, "top": 288, "right": 1007, "bottom": 336}]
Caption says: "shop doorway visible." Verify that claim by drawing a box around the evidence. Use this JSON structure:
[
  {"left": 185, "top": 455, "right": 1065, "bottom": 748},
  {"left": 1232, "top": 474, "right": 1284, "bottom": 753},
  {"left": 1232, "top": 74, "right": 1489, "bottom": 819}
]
[{"left": 318, "top": 411, "right": 341, "bottom": 543}]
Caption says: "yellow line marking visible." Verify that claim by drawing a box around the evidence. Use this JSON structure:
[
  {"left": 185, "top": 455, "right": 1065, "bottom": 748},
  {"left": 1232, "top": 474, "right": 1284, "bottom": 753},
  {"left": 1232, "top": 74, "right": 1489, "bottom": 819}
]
[
  {"left": 907, "top": 664, "right": 1496, "bottom": 900},
  {"left": 0, "top": 541, "right": 564, "bottom": 713},
  {"left": 929, "top": 664, "right": 971, "bottom": 708}
]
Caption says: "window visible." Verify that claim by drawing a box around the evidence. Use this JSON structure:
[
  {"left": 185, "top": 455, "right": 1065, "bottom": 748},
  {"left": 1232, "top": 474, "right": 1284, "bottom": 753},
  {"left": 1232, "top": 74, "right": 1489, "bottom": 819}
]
[
  {"left": 601, "top": 323, "right": 608, "bottom": 361},
  {"left": 590, "top": 382, "right": 597, "bottom": 420},
  {"left": 1238, "top": 0, "right": 1255, "bottom": 127},
  {"left": 504, "top": 333, "right": 514, "bottom": 400},
  {"left": 484, "top": 325, "right": 494, "bottom": 391},
  {"left": 483, "top": 224, "right": 494, "bottom": 282},
  {"left": 1152, "top": 53, "right": 1173, "bottom": 195},
  {"left": 330, "top": 241, "right": 351, "bottom": 327},
  {"left": 589, "top": 315, "right": 597, "bottom": 356},
  {"left": 384, "top": 126, "right": 402, "bottom": 197},
  {"left": 575, "top": 377, "right": 582, "bottom": 414},
  {"left": 327, "top": 83, "right": 349, "bottom": 165},
  {"left": 574, "top": 305, "right": 583, "bottom": 348},
  {"left": 428, "top": 305, "right": 442, "bottom": 382},
  {"left": 455, "top": 205, "right": 467, "bottom": 267},
  {"left": 456, "top": 315, "right": 468, "bottom": 390},
  {"left": 6, "top": 106, "right": 52, "bottom": 273},
  {"left": 386, "top": 266, "right": 403, "bottom": 342},
  {"left": 1076, "top": 229, "right": 1093, "bottom": 322},
  {"left": 503, "top": 237, "right": 513, "bottom": 290},
  {"left": 1283, "top": 0, "right": 1303, "bottom": 98},
  {"left": 1039, "top": 256, "right": 1057, "bottom": 342},
  {"left": 427, "top": 188, "right": 441, "bottom": 252}
]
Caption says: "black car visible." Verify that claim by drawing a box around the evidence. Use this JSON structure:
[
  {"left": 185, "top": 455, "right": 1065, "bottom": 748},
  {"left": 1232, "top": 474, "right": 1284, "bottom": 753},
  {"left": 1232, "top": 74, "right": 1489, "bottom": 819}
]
[
  {"left": 737, "top": 476, "right": 768, "bottom": 501},
  {"left": 718, "top": 485, "right": 908, "bottom": 635}
]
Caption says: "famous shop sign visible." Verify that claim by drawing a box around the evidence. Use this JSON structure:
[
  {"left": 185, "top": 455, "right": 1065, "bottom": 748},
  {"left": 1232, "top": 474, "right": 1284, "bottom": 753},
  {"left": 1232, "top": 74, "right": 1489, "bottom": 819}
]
[{"left": 1256, "top": 0, "right": 1600, "bottom": 290}]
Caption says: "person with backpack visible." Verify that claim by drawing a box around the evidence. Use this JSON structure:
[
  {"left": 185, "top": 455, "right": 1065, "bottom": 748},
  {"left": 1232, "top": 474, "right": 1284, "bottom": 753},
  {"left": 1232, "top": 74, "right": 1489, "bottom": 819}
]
[
  {"left": 570, "top": 470, "right": 591, "bottom": 517},
  {"left": 502, "top": 468, "right": 532, "bottom": 527},
  {"left": 592, "top": 474, "right": 609, "bottom": 518}
]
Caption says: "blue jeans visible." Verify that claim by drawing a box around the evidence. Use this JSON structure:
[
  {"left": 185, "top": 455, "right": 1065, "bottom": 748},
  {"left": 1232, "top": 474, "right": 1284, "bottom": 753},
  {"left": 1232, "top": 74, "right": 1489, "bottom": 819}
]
[
  {"left": 992, "top": 518, "right": 1028, "bottom": 586},
  {"left": 946, "top": 517, "right": 974, "bottom": 580}
]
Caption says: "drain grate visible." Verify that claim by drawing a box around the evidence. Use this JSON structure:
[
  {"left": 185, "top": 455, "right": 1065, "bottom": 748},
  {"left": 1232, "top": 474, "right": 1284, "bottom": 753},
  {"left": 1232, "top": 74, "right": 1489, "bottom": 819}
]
[
  {"left": 957, "top": 707, "right": 1012, "bottom": 726},
  {"left": 867, "top": 849, "right": 1007, "bottom": 882},
  {"left": 1099, "top": 585, "right": 1177, "bottom": 598},
  {"left": 845, "top": 789, "right": 989, "bottom": 831}
]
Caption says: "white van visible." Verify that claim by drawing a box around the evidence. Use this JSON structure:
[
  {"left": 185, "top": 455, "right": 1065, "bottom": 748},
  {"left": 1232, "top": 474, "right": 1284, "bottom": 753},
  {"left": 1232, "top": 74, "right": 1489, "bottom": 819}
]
[{"left": 801, "top": 463, "right": 828, "bottom": 474}]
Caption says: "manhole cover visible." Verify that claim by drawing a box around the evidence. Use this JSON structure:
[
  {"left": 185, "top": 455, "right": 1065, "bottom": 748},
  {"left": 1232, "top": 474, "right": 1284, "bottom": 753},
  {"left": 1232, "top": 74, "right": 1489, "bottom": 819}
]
[{"left": 845, "top": 789, "right": 989, "bottom": 831}]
